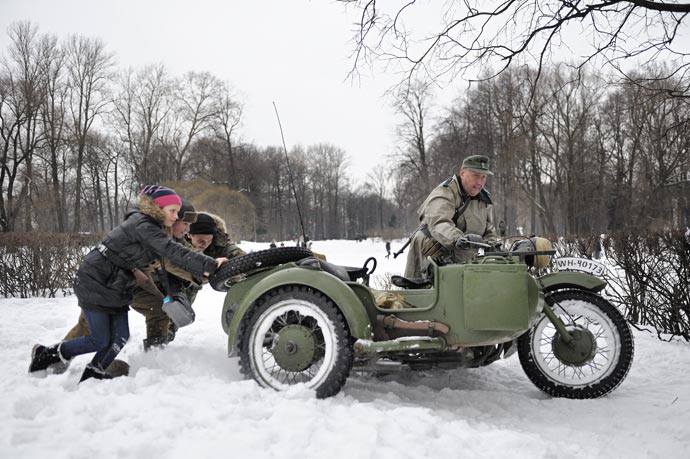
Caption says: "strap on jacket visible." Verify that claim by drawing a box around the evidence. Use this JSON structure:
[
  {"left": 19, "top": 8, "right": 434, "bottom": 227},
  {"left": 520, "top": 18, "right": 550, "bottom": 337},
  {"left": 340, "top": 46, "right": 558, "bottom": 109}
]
[{"left": 96, "top": 243, "right": 135, "bottom": 270}]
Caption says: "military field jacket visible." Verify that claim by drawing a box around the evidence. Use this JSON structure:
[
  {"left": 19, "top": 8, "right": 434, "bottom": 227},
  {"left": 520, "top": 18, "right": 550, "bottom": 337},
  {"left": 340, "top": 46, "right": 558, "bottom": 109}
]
[{"left": 418, "top": 174, "right": 497, "bottom": 248}]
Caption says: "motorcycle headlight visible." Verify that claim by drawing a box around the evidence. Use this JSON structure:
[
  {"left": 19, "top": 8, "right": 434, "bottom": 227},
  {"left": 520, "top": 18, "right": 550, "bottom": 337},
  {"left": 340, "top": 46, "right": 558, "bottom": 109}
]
[{"left": 512, "top": 237, "right": 553, "bottom": 269}]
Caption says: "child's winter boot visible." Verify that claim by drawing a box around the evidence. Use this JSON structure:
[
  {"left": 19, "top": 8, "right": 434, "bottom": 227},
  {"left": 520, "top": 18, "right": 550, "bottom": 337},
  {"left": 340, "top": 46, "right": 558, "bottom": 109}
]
[
  {"left": 28, "top": 343, "right": 68, "bottom": 373},
  {"left": 79, "top": 364, "right": 114, "bottom": 383}
]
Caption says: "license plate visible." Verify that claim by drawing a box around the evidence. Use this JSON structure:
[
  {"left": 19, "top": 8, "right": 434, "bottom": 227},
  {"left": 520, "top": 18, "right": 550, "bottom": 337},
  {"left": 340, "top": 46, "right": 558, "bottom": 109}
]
[{"left": 555, "top": 257, "right": 606, "bottom": 277}]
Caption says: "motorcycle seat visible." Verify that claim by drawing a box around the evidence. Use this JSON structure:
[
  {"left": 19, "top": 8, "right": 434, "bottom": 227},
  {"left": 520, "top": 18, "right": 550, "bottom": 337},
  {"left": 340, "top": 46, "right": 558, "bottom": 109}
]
[
  {"left": 297, "top": 257, "right": 367, "bottom": 282},
  {"left": 390, "top": 275, "right": 432, "bottom": 289}
]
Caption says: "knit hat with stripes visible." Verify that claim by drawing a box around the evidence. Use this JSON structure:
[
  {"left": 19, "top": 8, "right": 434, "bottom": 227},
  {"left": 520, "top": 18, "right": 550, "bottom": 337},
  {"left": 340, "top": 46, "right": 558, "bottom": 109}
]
[{"left": 140, "top": 185, "right": 182, "bottom": 208}]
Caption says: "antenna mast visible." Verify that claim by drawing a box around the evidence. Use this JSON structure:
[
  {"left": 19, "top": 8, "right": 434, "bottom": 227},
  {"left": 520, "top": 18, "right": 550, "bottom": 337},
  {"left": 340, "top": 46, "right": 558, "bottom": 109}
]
[{"left": 273, "top": 102, "right": 307, "bottom": 244}]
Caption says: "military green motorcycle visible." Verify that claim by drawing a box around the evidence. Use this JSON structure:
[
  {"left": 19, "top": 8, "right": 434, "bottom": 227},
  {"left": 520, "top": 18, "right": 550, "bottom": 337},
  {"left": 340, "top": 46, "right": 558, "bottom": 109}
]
[{"left": 209, "top": 238, "right": 634, "bottom": 399}]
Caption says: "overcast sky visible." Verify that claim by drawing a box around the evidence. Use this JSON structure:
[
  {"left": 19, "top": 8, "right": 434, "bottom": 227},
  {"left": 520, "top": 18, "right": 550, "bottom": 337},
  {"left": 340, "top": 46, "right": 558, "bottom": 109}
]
[{"left": 0, "top": 0, "right": 410, "bottom": 180}]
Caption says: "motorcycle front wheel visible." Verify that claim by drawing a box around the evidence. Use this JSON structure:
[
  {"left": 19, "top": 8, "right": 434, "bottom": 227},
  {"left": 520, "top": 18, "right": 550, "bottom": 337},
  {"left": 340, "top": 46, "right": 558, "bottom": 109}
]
[
  {"left": 518, "top": 290, "right": 634, "bottom": 399},
  {"left": 238, "top": 286, "right": 353, "bottom": 398}
]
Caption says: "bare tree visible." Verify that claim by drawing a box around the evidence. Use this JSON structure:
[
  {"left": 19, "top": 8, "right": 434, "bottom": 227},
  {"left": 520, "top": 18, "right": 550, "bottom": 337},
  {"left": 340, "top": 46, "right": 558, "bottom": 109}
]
[
  {"left": 64, "top": 34, "right": 114, "bottom": 232},
  {"left": 514, "top": 74, "right": 559, "bottom": 235},
  {"left": 210, "top": 81, "right": 243, "bottom": 188},
  {"left": 162, "top": 71, "right": 222, "bottom": 181},
  {"left": 341, "top": 1, "right": 690, "bottom": 96},
  {"left": 0, "top": 63, "right": 27, "bottom": 232},
  {"left": 79, "top": 133, "right": 122, "bottom": 231},
  {"left": 393, "top": 80, "right": 434, "bottom": 199},
  {"left": 111, "top": 64, "right": 175, "bottom": 185},
  {"left": 328, "top": 146, "right": 349, "bottom": 238},
  {"left": 632, "top": 81, "right": 690, "bottom": 226},
  {"left": 36, "top": 32, "right": 69, "bottom": 232},
  {"left": 306, "top": 144, "right": 349, "bottom": 239},
  {"left": 367, "top": 164, "right": 390, "bottom": 230},
  {"left": 535, "top": 66, "right": 603, "bottom": 234},
  {"left": 264, "top": 146, "right": 288, "bottom": 239},
  {"left": 0, "top": 22, "right": 52, "bottom": 232}
]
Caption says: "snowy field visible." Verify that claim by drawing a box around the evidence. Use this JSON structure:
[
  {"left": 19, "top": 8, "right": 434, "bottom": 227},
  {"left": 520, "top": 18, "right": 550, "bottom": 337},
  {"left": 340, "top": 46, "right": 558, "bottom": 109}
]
[{"left": 1, "top": 239, "right": 689, "bottom": 459}]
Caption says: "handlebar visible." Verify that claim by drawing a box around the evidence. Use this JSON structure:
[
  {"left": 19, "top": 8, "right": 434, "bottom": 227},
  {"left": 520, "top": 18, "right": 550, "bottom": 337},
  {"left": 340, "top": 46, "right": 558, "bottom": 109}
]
[
  {"left": 488, "top": 250, "right": 557, "bottom": 257},
  {"left": 457, "top": 238, "right": 492, "bottom": 249}
]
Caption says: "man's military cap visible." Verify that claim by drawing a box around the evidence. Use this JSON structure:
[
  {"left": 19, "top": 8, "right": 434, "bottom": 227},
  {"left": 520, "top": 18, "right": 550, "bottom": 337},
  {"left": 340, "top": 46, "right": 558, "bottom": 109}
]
[{"left": 461, "top": 155, "right": 493, "bottom": 176}]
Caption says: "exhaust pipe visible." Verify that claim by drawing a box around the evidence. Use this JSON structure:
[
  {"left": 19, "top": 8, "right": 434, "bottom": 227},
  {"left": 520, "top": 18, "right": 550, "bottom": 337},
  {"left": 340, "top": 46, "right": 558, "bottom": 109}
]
[{"left": 353, "top": 336, "right": 446, "bottom": 355}]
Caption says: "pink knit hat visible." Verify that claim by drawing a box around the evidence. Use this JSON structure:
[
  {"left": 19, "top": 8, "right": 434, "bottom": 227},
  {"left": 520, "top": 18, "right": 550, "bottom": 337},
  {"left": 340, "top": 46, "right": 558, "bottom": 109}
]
[{"left": 140, "top": 185, "right": 182, "bottom": 208}]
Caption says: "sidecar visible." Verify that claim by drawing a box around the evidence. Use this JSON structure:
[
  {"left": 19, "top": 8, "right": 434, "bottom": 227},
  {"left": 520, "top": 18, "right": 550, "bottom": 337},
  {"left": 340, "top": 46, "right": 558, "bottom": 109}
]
[{"left": 209, "top": 245, "right": 634, "bottom": 399}]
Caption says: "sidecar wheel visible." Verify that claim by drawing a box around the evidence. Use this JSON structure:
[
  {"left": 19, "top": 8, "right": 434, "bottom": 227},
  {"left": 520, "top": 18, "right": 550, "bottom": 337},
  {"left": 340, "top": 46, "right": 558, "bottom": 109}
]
[
  {"left": 238, "top": 286, "right": 353, "bottom": 398},
  {"left": 518, "top": 290, "right": 634, "bottom": 399},
  {"left": 209, "top": 247, "right": 313, "bottom": 291}
]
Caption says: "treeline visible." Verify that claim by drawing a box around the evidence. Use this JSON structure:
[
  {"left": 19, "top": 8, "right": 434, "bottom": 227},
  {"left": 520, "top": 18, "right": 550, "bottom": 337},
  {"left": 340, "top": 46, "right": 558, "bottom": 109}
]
[
  {"left": 0, "top": 22, "right": 399, "bottom": 241},
  {"left": 2, "top": 22, "right": 689, "bottom": 242},
  {"left": 392, "top": 66, "right": 690, "bottom": 236}
]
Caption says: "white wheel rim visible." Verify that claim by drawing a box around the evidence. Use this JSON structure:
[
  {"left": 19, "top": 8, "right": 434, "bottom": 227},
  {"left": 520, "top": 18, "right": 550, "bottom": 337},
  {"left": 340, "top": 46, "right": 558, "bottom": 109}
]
[
  {"left": 249, "top": 299, "right": 337, "bottom": 391},
  {"left": 531, "top": 298, "right": 621, "bottom": 386}
]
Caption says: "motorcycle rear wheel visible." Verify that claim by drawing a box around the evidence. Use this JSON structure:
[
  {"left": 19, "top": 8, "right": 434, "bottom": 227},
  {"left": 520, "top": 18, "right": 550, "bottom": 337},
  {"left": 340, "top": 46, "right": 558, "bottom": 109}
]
[{"left": 518, "top": 290, "right": 634, "bottom": 399}]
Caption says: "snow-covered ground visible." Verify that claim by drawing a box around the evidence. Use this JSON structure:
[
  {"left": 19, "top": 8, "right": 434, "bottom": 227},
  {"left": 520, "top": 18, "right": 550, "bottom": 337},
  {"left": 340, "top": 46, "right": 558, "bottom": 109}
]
[{"left": 1, "top": 239, "right": 688, "bottom": 459}]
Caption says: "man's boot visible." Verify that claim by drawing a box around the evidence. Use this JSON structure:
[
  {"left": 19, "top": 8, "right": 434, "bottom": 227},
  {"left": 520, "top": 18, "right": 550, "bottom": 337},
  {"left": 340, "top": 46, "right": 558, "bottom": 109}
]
[
  {"left": 79, "top": 364, "right": 114, "bottom": 383},
  {"left": 143, "top": 335, "right": 168, "bottom": 351},
  {"left": 167, "top": 322, "right": 178, "bottom": 342},
  {"left": 104, "top": 359, "right": 130, "bottom": 378},
  {"left": 29, "top": 343, "right": 68, "bottom": 373}
]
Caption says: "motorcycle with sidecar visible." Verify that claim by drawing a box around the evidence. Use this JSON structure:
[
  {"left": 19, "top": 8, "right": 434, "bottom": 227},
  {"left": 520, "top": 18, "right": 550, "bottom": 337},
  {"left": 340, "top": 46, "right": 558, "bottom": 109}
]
[{"left": 208, "top": 238, "right": 634, "bottom": 399}]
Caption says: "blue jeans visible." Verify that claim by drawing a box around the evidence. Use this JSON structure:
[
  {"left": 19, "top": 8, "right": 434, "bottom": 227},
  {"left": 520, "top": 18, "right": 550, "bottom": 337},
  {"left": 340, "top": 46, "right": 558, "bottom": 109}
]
[{"left": 60, "top": 309, "right": 130, "bottom": 371}]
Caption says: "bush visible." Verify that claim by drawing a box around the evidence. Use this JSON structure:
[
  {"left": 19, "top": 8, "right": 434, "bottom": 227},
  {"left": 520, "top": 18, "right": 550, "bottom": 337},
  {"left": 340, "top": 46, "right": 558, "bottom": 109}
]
[
  {"left": 0, "top": 232, "right": 102, "bottom": 298},
  {"left": 549, "top": 231, "right": 689, "bottom": 341},
  {"left": 603, "top": 231, "right": 690, "bottom": 341},
  {"left": 165, "top": 178, "right": 253, "bottom": 241}
]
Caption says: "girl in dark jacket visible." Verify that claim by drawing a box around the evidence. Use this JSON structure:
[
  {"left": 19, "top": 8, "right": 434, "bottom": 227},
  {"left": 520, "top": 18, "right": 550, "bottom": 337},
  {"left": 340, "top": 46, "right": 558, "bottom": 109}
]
[{"left": 28, "top": 185, "right": 227, "bottom": 383}]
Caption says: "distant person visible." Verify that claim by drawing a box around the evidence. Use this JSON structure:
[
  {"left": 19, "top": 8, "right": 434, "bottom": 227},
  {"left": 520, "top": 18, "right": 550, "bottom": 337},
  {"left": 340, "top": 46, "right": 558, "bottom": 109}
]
[
  {"left": 404, "top": 155, "right": 498, "bottom": 279},
  {"left": 593, "top": 238, "right": 602, "bottom": 260},
  {"left": 385, "top": 241, "right": 391, "bottom": 259},
  {"left": 28, "top": 186, "right": 227, "bottom": 383}
]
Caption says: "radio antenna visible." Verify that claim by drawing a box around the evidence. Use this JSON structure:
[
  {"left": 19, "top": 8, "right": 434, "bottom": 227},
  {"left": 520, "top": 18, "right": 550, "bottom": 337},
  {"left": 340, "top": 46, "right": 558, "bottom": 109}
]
[{"left": 273, "top": 102, "right": 307, "bottom": 245}]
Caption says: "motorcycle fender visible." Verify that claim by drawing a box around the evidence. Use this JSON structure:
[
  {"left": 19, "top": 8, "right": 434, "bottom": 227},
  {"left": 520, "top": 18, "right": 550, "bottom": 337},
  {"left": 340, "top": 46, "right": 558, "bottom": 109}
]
[
  {"left": 538, "top": 271, "right": 607, "bottom": 293},
  {"left": 224, "top": 267, "right": 373, "bottom": 355}
]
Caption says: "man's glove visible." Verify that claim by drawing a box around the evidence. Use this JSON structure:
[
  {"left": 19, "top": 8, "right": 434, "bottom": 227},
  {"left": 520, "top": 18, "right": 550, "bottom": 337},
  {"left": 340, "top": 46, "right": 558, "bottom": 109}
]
[
  {"left": 455, "top": 233, "right": 484, "bottom": 250},
  {"left": 489, "top": 240, "right": 503, "bottom": 251}
]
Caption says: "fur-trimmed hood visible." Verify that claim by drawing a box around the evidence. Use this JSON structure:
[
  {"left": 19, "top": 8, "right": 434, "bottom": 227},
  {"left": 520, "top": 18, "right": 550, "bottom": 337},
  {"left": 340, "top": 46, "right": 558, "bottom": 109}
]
[
  {"left": 193, "top": 211, "right": 245, "bottom": 259},
  {"left": 194, "top": 211, "right": 231, "bottom": 245},
  {"left": 131, "top": 196, "right": 167, "bottom": 224},
  {"left": 202, "top": 212, "right": 228, "bottom": 235},
  {"left": 124, "top": 196, "right": 172, "bottom": 236}
]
